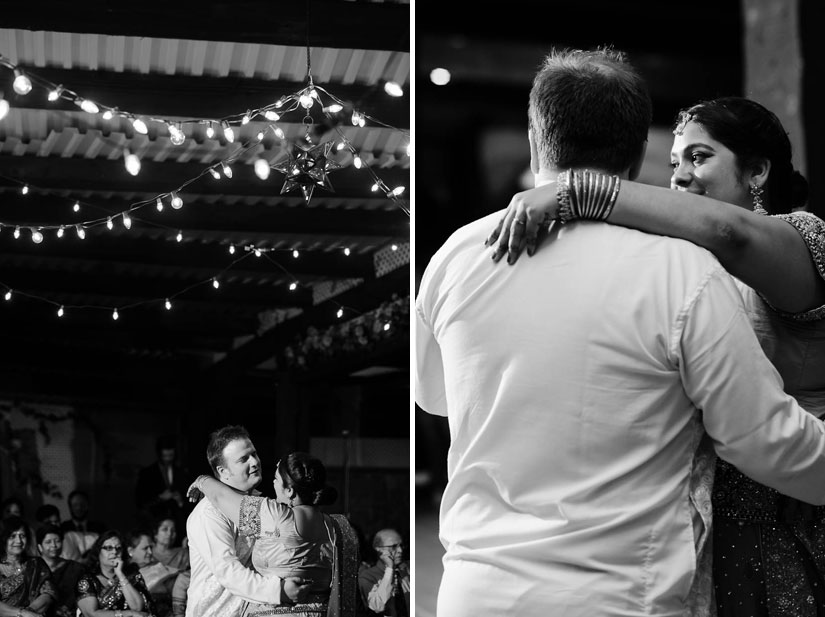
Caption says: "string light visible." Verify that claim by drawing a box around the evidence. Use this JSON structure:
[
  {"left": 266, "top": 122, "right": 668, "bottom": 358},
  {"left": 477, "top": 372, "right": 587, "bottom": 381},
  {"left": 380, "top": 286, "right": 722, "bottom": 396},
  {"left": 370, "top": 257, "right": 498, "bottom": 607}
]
[
  {"left": 324, "top": 104, "right": 343, "bottom": 114},
  {"left": 123, "top": 149, "right": 141, "bottom": 176},
  {"left": 299, "top": 94, "right": 314, "bottom": 109},
  {"left": 390, "top": 186, "right": 406, "bottom": 197},
  {"left": 212, "top": 278, "right": 220, "bottom": 289},
  {"left": 222, "top": 121, "right": 235, "bottom": 143},
  {"left": 21, "top": 185, "right": 29, "bottom": 195},
  {"left": 57, "top": 305, "right": 64, "bottom": 317},
  {"left": 169, "top": 123, "right": 185, "bottom": 145},
  {"left": 228, "top": 244, "right": 235, "bottom": 255},
  {"left": 391, "top": 244, "right": 398, "bottom": 251},
  {"left": 13, "top": 226, "right": 20, "bottom": 239},
  {"left": 112, "top": 308, "right": 119, "bottom": 320},
  {"left": 132, "top": 117, "right": 149, "bottom": 134},
  {"left": 106, "top": 217, "right": 114, "bottom": 230},
  {"left": 56, "top": 226, "right": 64, "bottom": 238},
  {"left": 170, "top": 192, "right": 183, "bottom": 209},
  {"left": 256, "top": 130, "right": 265, "bottom": 141},
  {"left": 77, "top": 99, "right": 100, "bottom": 114},
  {"left": 221, "top": 163, "right": 233, "bottom": 179},
  {"left": 289, "top": 282, "right": 298, "bottom": 291},
  {"left": 353, "top": 156, "right": 362, "bottom": 169},
  {"left": 209, "top": 168, "right": 221, "bottom": 180},
  {"left": 75, "top": 225, "right": 85, "bottom": 239},
  {"left": 102, "top": 107, "right": 116, "bottom": 120},
  {"left": 274, "top": 127, "right": 285, "bottom": 140},
  {"left": 206, "top": 122, "right": 215, "bottom": 139},
  {"left": 264, "top": 111, "right": 280, "bottom": 121},
  {"left": 383, "top": 81, "right": 404, "bottom": 97},
  {"left": 165, "top": 299, "right": 172, "bottom": 310},
  {"left": 254, "top": 248, "right": 262, "bottom": 257},
  {"left": 122, "top": 212, "right": 132, "bottom": 229},
  {"left": 47, "top": 85, "right": 63, "bottom": 102},
  {"left": 4, "top": 290, "right": 11, "bottom": 301},
  {"left": 176, "top": 231, "right": 183, "bottom": 243},
  {"left": 12, "top": 69, "right": 32, "bottom": 95},
  {"left": 156, "top": 197, "right": 164, "bottom": 212},
  {"left": 343, "top": 247, "right": 350, "bottom": 256},
  {"left": 292, "top": 249, "right": 300, "bottom": 259},
  {"left": 31, "top": 229, "right": 43, "bottom": 244},
  {"left": 73, "top": 202, "right": 80, "bottom": 212},
  {"left": 383, "top": 323, "right": 391, "bottom": 331},
  {"left": 337, "top": 308, "right": 344, "bottom": 318},
  {"left": 254, "top": 158, "right": 270, "bottom": 180},
  {"left": 242, "top": 110, "right": 252, "bottom": 125}
]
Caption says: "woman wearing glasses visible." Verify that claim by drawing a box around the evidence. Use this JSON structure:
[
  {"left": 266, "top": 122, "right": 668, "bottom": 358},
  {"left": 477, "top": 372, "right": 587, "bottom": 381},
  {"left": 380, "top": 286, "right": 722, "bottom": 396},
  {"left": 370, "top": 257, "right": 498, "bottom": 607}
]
[
  {"left": 188, "top": 451, "right": 341, "bottom": 617},
  {"left": 75, "top": 531, "right": 154, "bottom": 617}
]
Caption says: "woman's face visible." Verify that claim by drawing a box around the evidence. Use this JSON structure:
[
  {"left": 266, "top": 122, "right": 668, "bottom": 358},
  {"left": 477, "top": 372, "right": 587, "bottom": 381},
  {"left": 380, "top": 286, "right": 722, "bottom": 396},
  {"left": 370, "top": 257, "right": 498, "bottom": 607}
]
[
  {"left": 273, "top": 469, "right": 290, "bottom": 505},
  {"left": 99, "top": 537, "right": 123, "bottom": 569},
  {"left": 38, "top": 532, "right": 62, "bottom": 560},
  {"left": 129, "top": 535, "right": 154, "bottom": 567},
  {"left": 155, "top": 519, "right": 176, "bottom": 546},
  {"left": 5, "top": 528, "right": 27, "bottom": 559},
  {"left": 670, "top": 120, "right": 752, "bottom": 210}
]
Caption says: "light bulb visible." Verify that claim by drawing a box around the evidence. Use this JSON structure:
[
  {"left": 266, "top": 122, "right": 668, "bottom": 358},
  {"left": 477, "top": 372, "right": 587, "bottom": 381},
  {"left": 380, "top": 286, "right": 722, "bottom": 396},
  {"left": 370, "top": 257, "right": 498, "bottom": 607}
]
[
  {"left": 165, "top": 299, "right": 172, "bottom": 310},
  {"left": 228, "top": 244, "right": 235, "bottom": 254},
  {"left": 212, "top": 278, "right": 220, "bottom": 289},
  {"left": 390, "top": 186, "right": 406, "bottom": 197},
  {"left": 264, "top": 111, "right": 280, "bottom": 121},
  {"left": 48, "top": 85, "right": 63, "bottom": 102},
  {"left": 292, "top": 249, "right": 299, "bottom": 259},
  {"left": 79, "top": 99, "right": 100, "bottom": 114},
  {"left": 337, "top": 308, "right": 343, "bottom": 318},
  {"left": 0, "top": 99, "right": 10, "bottom": 120},
  {"left": 289, "top": 282, "right": 297, "bottom": 291},
  {"left": 171, "top": 192, "right": 183, "bottom": 209},
  {"left": 371, "top": 183, "right": 379, "bottom": 192},
  {"left": 13, "top": 226, "right": 20, "bottom": 239},
  {"left": 57, "top": 305, "right": 64, "bottom": 317},
  {"left": 76, "top": 225, "right": 85, "bottom": 239},
  {"left": 132, "top": 117, "right": 148, "bottom": 134},
  {"left": 351, "top": 111, "right": 360, "bottom": 126},
  {"left": 169, "top": 123, "right": 185, "bottom": 145},
  {"left": 353, "top": 156, "right": 362, "bottom": 169},
  {"left": 21, "top": 185, "right": 29, "bottom": 195},
  {"left": 384, "top": 81, "right": 404, "bottom": 97},
  {"left": 73, "top": 202, "right": 80, "bottom": 212},
  {"left": 391, "top": 244, "right": 398, "bottom": 251},
  {"left": 254, "top": 158, "right": 270, "bottom": 180},
  {"left": 299, "top": 94, "right": 313, "bottom": 109},
  {"left": 242, "top": 110, "right": 251, "bottom": 125},
  {"left": 275, "top": 97, "right": 285, "bottom": 108},
  {"left": 106, "top": 217, "right": 113, "bottom": 230},
  {"left": 274, "top": 127, "right": 285, "bottom": 139},
  {"left": 176, "top": 231, "right": 183, "bottom": 242},
  {"left": 254, "top": 248, "right": 261, "bottom": 257},
  {"left": 222, "top": 121, "right": 234, "bottom": 143},
  {"left": 209, "top": 168, "right": 221, "bottom": 180},
  {"left": 256, "top": 130, "right": 264, "bottom": 141},
  {"left": 383, "top": 323, "right": 391, "bottom": 331},
  {"left": 343, "top": 247, "right": 351, "bottom": 256},
  {"left": 156, "top": 197, "right": 164, "bottom": 211},
  {"left": 122, "top": 212, "right": 132, "bottom": 229},
  {"left": 309, "top": 89, "right": 318, "bottom": 99},
  {"left": 31, "top": 229, "right": 43, "bottom": 243},
  {"left": 222, "top": 163, "right": 233, "bottom": 179},
  {"left": 112, "top": 308, "right": 119, "bottom": 320},
  {"left": 102, "top": 108, "right": 114, "bottom": 120},
  {"left": 206, "top": 123, "right": 215, "bottom": 138},
  {"left": 13, "top": 70, "right": 32, "bottom": 95},
  {"left": 56, "top": 226, "right": 65, "bottom": 238},
  {"left": 324, "top": 104, "right": 343, "bottom": 114},
  {"left": 123, "top": 150, "right": 141, "bottom": 176},
  {"left": 336, "top": 142, "right": 346, "bottom": 151},
  {"left": 430, "top": 67, "right": 451, "bottom": 86},
  {"left": 4, "top": 290, "right": 11, "bottom": 301}
]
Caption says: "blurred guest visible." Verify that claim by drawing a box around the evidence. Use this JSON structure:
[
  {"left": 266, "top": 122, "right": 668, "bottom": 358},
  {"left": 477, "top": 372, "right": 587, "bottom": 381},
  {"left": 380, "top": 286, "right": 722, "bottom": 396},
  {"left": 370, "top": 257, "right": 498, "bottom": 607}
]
[
  {"left": 151, "top": 517, "right": 189, "bottom": 572},
  {"left": 60, "top": 490, "right": 106, "bottom": 535},
  {"left": 0, "top": 516, "right": 56, "bottom": 617},
  {"left": 1, "top": 496, "right": 24, "bottom": 520},
  {"left": 127, "top": 529, "right": 179, "bottom": 617},
  {"left": 36, "top": 523, "right": 84, "bottom": 617},
  {"left": 136, "top": 436, "right": 189, "bottom": 529},
  {"left": 358, "top": 529, "right": 410, "bottom": 616},
  {"left": 34, "top": 504, "right": 61, "bottom": 528},
  {"left": 76, "top": 530, "right": 153, "bottom": 617}
]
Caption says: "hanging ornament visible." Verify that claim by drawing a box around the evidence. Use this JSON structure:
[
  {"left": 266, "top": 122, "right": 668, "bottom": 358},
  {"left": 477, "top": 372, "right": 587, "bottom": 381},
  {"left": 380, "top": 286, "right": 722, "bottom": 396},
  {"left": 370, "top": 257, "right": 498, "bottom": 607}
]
[{"left": 272, "top": 141, "right": 341, "bottom": 204}]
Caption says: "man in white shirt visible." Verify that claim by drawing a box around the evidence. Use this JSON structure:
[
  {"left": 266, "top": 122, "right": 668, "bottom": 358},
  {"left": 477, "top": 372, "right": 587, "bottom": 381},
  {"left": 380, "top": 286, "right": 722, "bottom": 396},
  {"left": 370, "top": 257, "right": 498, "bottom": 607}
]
[
  {"left": 415, "top": 48, "right": 825, "bottom": 617},
  {"left": 358, "top": 528, "right": 410, "bottom": 616},
  {"left": 186, "top": 425, "right": 308, "bottom": 617}
]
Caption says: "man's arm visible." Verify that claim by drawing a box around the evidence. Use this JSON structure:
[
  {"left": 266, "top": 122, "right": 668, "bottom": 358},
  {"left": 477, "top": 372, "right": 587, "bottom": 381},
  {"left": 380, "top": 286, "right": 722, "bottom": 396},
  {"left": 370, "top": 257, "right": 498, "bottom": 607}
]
[
  {"left": 188, "top": 504, "right": 283, "bottom": 604},
  {"left": 364, "top": 568, "right": 394, "bottom": 613},
  {"left": 678, "top": 266, "right": 825, "bottom": 503}
]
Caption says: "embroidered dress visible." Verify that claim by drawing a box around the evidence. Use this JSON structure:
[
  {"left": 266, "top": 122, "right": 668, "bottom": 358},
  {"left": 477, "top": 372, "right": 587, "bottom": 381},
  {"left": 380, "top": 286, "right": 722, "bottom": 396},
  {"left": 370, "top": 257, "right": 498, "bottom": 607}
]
[
  {"left": 713, "top": 211, "right": 825, "bottom": 617},
  {"left": 238, "top": 496, "right": 357, "bottom": 617},
  {"left": 0, "top": 557, "right": 56, "bottom": 609},
  {"left": 76, "top": 569, "right": 154, "bottom": 613}
]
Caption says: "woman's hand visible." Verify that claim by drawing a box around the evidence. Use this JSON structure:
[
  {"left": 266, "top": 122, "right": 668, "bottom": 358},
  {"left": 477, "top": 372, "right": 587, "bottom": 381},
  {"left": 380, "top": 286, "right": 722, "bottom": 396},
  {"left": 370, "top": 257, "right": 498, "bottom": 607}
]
[
  {"left": 485, "top": 182, "right": 559, "bottom": 264},
  {"left": 186, "top": 476, "right": 209, "bottom": 503}
]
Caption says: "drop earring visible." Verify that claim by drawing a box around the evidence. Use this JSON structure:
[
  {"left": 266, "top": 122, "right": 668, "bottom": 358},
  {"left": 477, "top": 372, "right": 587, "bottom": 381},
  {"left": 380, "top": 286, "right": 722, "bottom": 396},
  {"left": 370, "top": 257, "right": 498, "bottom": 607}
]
[{"left": 750, "top": 183, "right": 768, "bottom": 215}]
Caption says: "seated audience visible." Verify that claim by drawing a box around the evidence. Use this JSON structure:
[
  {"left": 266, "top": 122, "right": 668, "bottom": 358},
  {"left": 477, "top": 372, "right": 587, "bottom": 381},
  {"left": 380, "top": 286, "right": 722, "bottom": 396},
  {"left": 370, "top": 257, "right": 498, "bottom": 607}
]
[
  {"left": 0, "top": 516, "right": 56, "bottom": 617},
  {"left": 60, "top": 490, "right": 106, "bottom": 535},
  {"left": 151, "top": 517, "right": 189, "bottom": 572},
  {"left": 36, "top": 523, "right": 85, "bottom": 617},
  {"left": 358, "top": 528, "right": 410, "bottom": 617},
  {"left": 76, "top": 530, "right": 153, "bottom": 617},
  {"left": 126, "top": 528, "right": 179, "bottom": 617}
]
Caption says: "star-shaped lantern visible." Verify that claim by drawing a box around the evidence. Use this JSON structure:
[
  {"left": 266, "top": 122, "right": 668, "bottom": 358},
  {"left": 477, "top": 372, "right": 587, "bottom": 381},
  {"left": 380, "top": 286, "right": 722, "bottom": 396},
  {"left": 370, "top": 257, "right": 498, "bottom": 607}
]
[{"left": 273, "top": 140, "right": 341, "bottom": 204}]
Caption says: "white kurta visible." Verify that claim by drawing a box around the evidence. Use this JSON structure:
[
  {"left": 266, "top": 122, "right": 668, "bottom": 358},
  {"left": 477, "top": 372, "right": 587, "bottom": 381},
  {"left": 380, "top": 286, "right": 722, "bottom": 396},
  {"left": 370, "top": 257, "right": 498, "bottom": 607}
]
[
  {"left": 186, "top": 498, "right": 281, "bottom": 617},
  {"left": 415, "top": 211, "right": 825, "bottom": 617}
]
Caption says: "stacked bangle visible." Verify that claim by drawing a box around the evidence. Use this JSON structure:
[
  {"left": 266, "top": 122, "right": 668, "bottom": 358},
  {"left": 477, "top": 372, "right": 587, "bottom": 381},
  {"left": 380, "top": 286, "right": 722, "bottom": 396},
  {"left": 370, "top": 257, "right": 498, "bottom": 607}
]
[{"left": 556, "top": 169, "right": 621, "bottom": 223}]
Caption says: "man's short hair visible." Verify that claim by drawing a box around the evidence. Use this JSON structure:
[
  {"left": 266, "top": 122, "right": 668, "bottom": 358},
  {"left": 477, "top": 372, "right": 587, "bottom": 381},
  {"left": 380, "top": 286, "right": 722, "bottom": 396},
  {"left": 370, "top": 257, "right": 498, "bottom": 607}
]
[
  {"left": 528, "top": 47, "right": 652, "bottom": 173},
  {"left": 206, "top": 425, "right": 251, "bottom": 476}
]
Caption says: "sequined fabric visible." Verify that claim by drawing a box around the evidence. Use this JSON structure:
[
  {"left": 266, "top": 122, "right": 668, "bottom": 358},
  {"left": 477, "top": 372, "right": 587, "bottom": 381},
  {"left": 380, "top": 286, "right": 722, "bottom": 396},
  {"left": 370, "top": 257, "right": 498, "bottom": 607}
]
[
  {"left": 244, "top": 593, "right": 328, "bottom": 616},
  {"left": 240, "top": 495, "right": 264, "bottom": 538}
]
